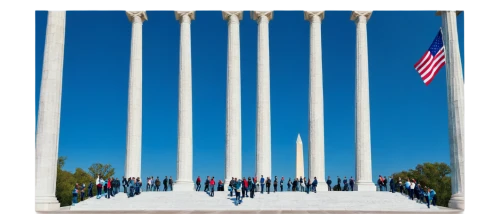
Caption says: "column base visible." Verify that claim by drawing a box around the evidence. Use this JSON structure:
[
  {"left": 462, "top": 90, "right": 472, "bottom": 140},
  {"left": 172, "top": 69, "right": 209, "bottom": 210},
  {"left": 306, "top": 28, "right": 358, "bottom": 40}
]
[
  {"left": 173, "top": 181, "right": 195, "bottom": 191},
  {"left": 315, "top": 181, "right": 328, "bottom": 192},
  {"left": 354, "top": 181, "right": 376, "bottom": 191},
  {"left": 448, "top": 193, "right": 465, "bottom": 210},
  {"left": 35, "top": 196, "right": 60, "bottom": 211}
]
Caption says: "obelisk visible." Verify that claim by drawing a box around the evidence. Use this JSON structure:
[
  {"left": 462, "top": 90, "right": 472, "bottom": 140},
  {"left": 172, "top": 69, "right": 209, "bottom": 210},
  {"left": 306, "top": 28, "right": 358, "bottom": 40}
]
[
  {"left": 222, "top": 11, "right": 243, "bottom": 190},
  {"left": 251, "top": 11, "right": 273, "bottom": 180},
  {"left": 351, "top": 11, "right": 376, "bottom": 191},
  {"left": 35, "top": 11, "right": 66, "bottom": 211},
  {"left": 296, "top": 134, "right": 304, "bottom": 179},
  {"left": 438, "top": 10, "right": 464, "bottom": 210},
  {"left": 305, "top": 11, "right": 327, "bottom": 191},
  {"left": 174, "top": 11, "right": 195, "bottom": 191},
  {"left": 125, "top": 11, "right": 147, "bottom": 179}
]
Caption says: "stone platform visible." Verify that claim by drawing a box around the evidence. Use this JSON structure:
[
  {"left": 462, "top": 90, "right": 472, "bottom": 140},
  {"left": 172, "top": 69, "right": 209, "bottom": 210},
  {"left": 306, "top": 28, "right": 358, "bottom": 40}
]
[{"left": 48, "top": 191, "right": 462, "bottom": 213}]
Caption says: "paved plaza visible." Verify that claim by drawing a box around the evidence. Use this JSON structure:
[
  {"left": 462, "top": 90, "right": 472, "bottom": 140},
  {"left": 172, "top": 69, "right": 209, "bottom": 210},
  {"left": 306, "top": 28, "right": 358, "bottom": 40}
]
[{"left": 57, "top": 191, "right": 462, "bottom": 213}]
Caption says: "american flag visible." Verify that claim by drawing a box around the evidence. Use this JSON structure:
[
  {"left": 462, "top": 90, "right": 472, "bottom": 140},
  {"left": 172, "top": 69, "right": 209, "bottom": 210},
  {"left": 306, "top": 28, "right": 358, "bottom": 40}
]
[{"left": 414, "top": 30, "right": 446, "bottom": 86}]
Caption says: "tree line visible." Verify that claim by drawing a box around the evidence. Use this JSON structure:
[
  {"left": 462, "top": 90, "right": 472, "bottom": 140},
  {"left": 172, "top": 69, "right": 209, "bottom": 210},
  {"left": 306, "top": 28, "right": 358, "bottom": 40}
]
[
  {"left": 390, "top": 162, "right": 452, "bottom": 207},
  {"left": 56, "top": 157, "right": 115, "bottom": 207}
]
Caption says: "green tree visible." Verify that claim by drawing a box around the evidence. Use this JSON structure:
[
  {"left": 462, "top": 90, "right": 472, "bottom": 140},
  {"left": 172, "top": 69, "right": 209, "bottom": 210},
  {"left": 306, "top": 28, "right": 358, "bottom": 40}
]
[
  {"left": 56, "top": 157, "right": 76, "bottom": 207},
  {"left": 88, "top": 163, "right": 115, "bottom": 179},
  {"left": 391, "top": 162, "right": 451, "bottom": 207},
  {"left": 55, "top": 157, "right": 116, "bottom": 207}
]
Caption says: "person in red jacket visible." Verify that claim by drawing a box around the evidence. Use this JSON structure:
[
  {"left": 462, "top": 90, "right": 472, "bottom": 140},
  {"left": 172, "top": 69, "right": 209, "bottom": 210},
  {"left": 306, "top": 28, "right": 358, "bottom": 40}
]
[
  {"left": 242, "top": 178, "right": 249, "bottom": 198},
  {"left": 196, "top": 176, "right": 201, "bottom": 191},
  {"left": 209, "top": 177, "right": 215, "bottom": 197},
  {"left": 107, "top": 178, "right": 112, "bottom": 199}
]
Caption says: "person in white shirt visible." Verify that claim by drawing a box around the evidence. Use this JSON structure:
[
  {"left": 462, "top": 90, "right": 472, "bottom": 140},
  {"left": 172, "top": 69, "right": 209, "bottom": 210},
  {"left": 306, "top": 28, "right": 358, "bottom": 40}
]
[{"left": 409, "top": 179, "right": 416, "bottom": 200}]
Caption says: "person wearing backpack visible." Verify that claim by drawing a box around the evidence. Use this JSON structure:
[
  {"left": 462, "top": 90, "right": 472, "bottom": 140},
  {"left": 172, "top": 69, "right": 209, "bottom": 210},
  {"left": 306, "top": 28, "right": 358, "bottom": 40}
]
[
  {"left": 72, "top": 184, "right": 79, "bottom": 206},
  {"left": 155, "top": 177, "right": 161, "bottom": 191}
]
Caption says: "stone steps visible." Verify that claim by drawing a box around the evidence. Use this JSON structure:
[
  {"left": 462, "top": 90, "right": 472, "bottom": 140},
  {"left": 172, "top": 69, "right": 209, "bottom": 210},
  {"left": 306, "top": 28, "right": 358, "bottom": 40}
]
[{"left": 66, "top": 191, "right": 461, "bottom": 213}]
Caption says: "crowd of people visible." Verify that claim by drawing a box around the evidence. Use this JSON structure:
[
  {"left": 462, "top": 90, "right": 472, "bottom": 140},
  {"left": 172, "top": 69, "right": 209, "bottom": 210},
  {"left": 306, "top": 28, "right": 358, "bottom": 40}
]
[{"left": 70, "top": 174, "right": 438, "bottom": 209}]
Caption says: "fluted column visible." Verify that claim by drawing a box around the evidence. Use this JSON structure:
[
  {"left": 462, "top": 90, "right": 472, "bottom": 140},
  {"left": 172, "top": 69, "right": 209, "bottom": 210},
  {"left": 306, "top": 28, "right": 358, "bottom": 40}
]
[
  {"left": 351, "top": 11, "right": 376, "bottom": 192},
  {"left": 174, "top": 11, "right": 195, "bottom": 191},
  {"left": 251, "top": 11, "right": 273, "bottom": 179},
  {"left": 35, "top": 11, "right": 66, "bottom": 211},
  {"left": 438, "top": 10, "right": 464, "bottom": 210},
  {"left": 223, "top": 11, "right": 243, "bottom": 189},
  {"left": 125, "top": 11, "right": 147, "bottom": 179},
  {"left": 305, "top": 11, "right": 327, "bottom": 191}
]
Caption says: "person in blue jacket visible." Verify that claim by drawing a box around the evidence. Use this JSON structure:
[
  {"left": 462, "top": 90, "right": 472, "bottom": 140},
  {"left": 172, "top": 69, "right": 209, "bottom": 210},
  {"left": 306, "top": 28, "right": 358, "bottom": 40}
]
[
  {"left": 426, "top": 188, "right": 437, "bottom": 208},
  {"left": 235, "top": 178, "right": 242, "bottom": 205},
  {"left": 260, "top": 175, "right": 265, "bottom": 194}
]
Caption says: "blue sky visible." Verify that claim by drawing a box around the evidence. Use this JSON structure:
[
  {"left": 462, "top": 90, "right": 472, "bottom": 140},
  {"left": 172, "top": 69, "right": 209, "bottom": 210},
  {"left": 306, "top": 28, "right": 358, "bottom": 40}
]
[{"left": 35, "top": 11, "right": 464, "bottom": 183}]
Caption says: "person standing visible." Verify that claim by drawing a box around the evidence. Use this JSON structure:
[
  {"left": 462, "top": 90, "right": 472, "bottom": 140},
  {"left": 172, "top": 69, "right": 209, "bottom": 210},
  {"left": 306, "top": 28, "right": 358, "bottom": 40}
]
[
  {"left": 312, "top": 177, "right": 318, "bottom": 193},
  {"left": 337, "top": 176, "right": 341, "bottom": 191},
  {"left": 389, "top": 176, "right": 395, "bottom": 193},
  {"left": 292, "top": 178, "right": 298, "bottom": 191},
  {"left": 265, "top": 177, "right": 271, "bottom": 194},
  {"left": 349, "top": 176, "right": 354, "bottom": 191},
  {"left": 80, "top": 183, "right": 85, "bottom": 201},
  {"left": 409, "top": 179, "right": 415, "bottom": 200},
  {"left": 299, "top": 176, "right": 304, "bottom": 192},
  {"left": 107, "top": 178, "right": 112, "bottom": 199},
  {"left": 155, "top": 177, "right": 160, "bottom": 191},
  {"left": 122, "top": 176, "right": 128, "bottom": 194},
  {"left": 88, "top": 181, "right": 94, "bottom": 198},
  {"left": 96, "top": 180, "right": 102, "bottom": 199},
  {"left": 326, "top": 176, "right": 332, "bottom": 191},
  {"left": 249, "top": 177, "right": 255, "bottom": 198},
  {"left": 273, "top": 176, "right": 278, "bottom": 193},
  {"left": 229, "top": 177, "right": 235, "bottom": 196},
  {"left": 128, "top": 177, "right": 135, "bottom": 198},
  {"left": 260, "top": 175, "right": 265, "bottom": 194},
  {"left": 280, "top": 177, "right": 284, "bottom": 192},
  {"left": 343, "top": 177, "right": 348, "bottom": 191},
  {"left": 196, "top": 176, "right": 201, "bottom": 191},
  {"left": 306, "top": 178, "right": 311, "bottom": 194},
  {"left": 162, "top": 176, "right": 167, "bottom": 191},
  {"left": 235, "top": 178, "right": 242, "bottom": 205},
  {"left": 168, "top": 176, "right": 173, "bottom": 191},
  {"left": 287, "top": 178, "right": 291, "bottom": 191},
  {"left": 209, "top": 177, "right": 215, "bottom": 197},
  {"left": 383, "top": 176, "right": 388, "bottom": 191},
  {"left": 72, "top": 184, "right": 79, "bottom": 206}
]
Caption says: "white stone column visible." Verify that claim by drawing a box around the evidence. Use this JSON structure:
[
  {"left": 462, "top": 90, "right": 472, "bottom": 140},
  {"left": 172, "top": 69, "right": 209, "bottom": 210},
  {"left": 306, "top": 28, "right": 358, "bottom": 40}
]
[
  {"left": 296, "top": 134, "right": 305, "bottom": 179},
  {"left": 223, "top": 11, "right": 243, "bottom": 189},
  {"left": 351, "top": 11, "right": 376, "bottom": 192},
  {"left": 125, "top": 11, "right": 147, "bottom": 179},
  {"left": 251, "top": 11, "right": 273, "bottom": 179},
  {"left": 174, "top": 11, "right": 195, "bottom": 191},
  {"left": 305, "top": 11, "right": 327, "bottom": 191},
  {"left": 438, "top": 10, "right": 464, "bottom": 210},
  {"left": 35, "top": 11, "right": 66, "bottom": 211}
]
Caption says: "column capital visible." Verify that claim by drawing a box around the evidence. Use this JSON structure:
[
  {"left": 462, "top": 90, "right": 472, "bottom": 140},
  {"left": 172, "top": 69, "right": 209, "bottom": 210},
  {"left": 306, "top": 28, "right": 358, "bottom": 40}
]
[
  {"left": 251, "top": 11, "right": 273, "bottom": 21},
  {"left": 350, "top": 11, "right": 372, "bottom": 21},
  {"left": 222, "top": 11, "right": 243, "bottom": 21},
  {"left": 436, "top": 8, "right": 464, "bottom": 16},
  {"left": 304, "top": 11, "right": 324, "bottom": 21},
  {"left": 126, "top": 11, "right": 148, "bottom": 23},
  {"left": 175, "top": 11, "right": 195, "bottom": 21}
]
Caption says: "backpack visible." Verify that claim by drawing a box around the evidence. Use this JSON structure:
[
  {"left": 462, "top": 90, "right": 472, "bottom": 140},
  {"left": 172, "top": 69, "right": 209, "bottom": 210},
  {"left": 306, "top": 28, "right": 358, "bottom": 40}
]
[{"left": 274, "top": 180, "right": 278, "bottom": 185}]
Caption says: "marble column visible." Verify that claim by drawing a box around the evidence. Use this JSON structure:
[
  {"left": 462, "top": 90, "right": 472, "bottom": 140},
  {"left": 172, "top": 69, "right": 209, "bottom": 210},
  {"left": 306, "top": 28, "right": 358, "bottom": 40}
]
[
  {"left": 305, "top": 11, "right": 327, "bottom": 191},
  {"left": 438, "top": 10, "right": 464, "bottom": 210},
  {"left": 251, "top": 11, "right": 273, "bottom": 179},
  {"left": 35, "top": 11, "right": 66, "bottom": 211},
  {"left": 296, "top": 134, "right": 305, "bottom": 179},
  {"left": 223, "top": 11, "right": 243, "bottom": 189},
  {"left": 351, "top": 11, "right": 376, "bottom": 192},
  {"left": 174, "top": 11, "right": 195, "bottom": 191},
  {"left": 125, "top": 11, "right": 147, "bottom": 179}
]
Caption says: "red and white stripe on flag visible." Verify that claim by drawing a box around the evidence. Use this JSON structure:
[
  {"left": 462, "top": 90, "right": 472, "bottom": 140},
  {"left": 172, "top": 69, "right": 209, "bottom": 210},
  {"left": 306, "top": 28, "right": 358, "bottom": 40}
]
[{"left": 414, "top": 30, "right": 446, "bottom": 86}]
